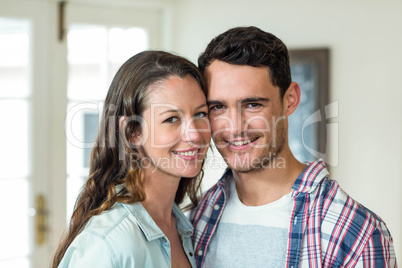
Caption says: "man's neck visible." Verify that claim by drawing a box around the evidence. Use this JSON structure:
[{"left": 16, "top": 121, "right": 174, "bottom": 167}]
[{"left": 232, "top": 152, "right": 307, "bottom": 206}]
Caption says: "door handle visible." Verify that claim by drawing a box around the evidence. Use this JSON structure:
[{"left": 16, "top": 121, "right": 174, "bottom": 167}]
[{"left": 35, "top": 194, "right": 47, "bottom": 245}]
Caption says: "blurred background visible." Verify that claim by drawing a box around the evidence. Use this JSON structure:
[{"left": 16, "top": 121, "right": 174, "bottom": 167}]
[{"left": 0, "top": 0, "right": 401, "bottom": 266}]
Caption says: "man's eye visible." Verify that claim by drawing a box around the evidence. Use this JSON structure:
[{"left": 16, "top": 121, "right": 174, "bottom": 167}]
[
  {"left": 194, "top": 112, "right": 208, "bottom": 118},
  {"left": 210, "top": 105, "right": 225, "bottom": 111},
  {"left": 164, "top": 117, "right": 179, "bottom": 123},
  {"left": 246, "top": 103, "right": 262, "bottom": 108}
]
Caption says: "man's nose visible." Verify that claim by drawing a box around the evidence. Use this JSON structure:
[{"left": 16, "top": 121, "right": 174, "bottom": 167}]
[{"left": 227, "top": 108, "right": 246, "bottom": 136}]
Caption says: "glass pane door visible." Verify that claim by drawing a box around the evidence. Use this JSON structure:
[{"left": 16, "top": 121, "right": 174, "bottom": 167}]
[
  {"left": 66, "top": 24, "right": 149, "bottom": 218},
  {"left": 64, "top": 2, "right": 160, "bottom": 221},
  {"left": 0, "top": 17, "right": 31, "bottom": 268},
  {"left": 0, "top": 2, "right": 161, "bottom": 267}
]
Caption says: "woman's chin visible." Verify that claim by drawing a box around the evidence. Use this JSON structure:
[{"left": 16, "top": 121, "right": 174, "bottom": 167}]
[{"left": 179, "top": 168, "right": 202, "bottom": 179}]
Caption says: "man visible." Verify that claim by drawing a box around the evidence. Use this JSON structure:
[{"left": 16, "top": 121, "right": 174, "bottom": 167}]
[{"left": 190, "top": 26, "right": 397, "bottom": 267}]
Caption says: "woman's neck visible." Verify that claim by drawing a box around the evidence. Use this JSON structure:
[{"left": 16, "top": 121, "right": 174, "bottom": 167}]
[{"left": 140, "top": 169, "right": 181, "bottom": 227}]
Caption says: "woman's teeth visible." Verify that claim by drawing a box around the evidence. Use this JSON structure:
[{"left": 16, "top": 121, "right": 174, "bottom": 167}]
[{"left": 174, "top": 150, "right": 198, "bottom": 156}]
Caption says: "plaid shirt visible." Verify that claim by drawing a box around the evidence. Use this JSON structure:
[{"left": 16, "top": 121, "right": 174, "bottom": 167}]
[{"left": 190, "top": 160, "right": 397, "bottom": 268}]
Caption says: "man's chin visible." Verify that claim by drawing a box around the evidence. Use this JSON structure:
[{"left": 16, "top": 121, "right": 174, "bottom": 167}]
[
  {"left": 225, "top": 157, "right": 260, "bottom": 173},
  {"left": 223, "top": 151, "right": 281, "bottom": 173},
  {"left": 230, "top": 165, "right": 257, "bottom": 174}
]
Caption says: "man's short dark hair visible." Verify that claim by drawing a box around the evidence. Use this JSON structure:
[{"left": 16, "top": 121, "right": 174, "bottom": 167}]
[{"left": 198, "top": 26, "right": 291, "bottom": 98}]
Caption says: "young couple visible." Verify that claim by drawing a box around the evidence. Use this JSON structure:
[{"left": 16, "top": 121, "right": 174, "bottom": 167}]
[{"left": 53, "top": 27, "right": 397, "bottom": 267}]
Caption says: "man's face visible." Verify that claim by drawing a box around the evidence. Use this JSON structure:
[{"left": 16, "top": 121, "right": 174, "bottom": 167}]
[{"left": 206, "top": 60, "right": 287, "bottom": 173}]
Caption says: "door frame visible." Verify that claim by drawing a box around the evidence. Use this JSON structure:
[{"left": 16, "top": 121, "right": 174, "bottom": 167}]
[
  {"left": 1, "top": 0, "right": 165, "bottom": 267},
  {"left": 48, "top": 0, "right": 165, "bottom": 264}
]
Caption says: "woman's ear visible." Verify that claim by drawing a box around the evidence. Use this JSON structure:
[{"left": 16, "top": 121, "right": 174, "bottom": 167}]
[
  {"left": 282, "top": 82, "right": 301, "bottom": 116},
  {"left": 119, "top": 116, "right": 141, "bottom": 146},
  {"left": 131, "top": 133, "right": 142, "bottom": 146}
]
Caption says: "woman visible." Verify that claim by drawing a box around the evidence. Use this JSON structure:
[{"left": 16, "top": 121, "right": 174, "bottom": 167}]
[{"left": 52, "top": 51, "right": 211, "bottom": 268}]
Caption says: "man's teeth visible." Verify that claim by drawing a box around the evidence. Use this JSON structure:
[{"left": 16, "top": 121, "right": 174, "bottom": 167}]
[
  {"left": 230, "top": 139, "right": 255, "bottom": 146},
  {"left": 174, "top": 150, "right": 198, "bottom": 156}
]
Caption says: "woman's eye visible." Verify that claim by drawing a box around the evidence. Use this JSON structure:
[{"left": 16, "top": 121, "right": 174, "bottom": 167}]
[
  {"left": 164, "top": 116, "right": 179, "bottom": 123},
  {"left": 194, "top": 112, "right": 207, "bottom": 118}
]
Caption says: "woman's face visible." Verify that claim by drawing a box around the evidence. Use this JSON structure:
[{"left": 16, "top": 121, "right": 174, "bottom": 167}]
[{"left": 136, "top": 75, "right": 211, "bottom": 179}]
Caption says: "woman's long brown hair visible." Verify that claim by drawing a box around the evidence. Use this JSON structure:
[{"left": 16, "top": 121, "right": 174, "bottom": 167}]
[{"left": 52, "top": 51, "right": 206, "bottom": 267}]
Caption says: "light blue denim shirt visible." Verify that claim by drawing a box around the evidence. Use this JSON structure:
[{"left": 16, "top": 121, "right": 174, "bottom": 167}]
[{"left": 58, "top": 202, "right": 196, "bottom": 267}]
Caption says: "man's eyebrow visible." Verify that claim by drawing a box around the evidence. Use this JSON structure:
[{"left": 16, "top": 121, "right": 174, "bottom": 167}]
[
  {"left": 207, "top": 98, "right": 269, "bottom": 106},
  {"left": 241, "top": 97, "right": 269, "bottom": 103},
  {"left": 207, "top": 100, "right": 225, "bottom": 106}
]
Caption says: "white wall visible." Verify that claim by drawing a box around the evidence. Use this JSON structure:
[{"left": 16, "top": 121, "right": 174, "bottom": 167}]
[{"left": 169, "top": 0, "right": 402, "bottom": 261}]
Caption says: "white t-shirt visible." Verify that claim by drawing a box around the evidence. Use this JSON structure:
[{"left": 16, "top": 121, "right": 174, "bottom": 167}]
[{"left": 203, "top": 179, "right": 293, "bottom": 268}]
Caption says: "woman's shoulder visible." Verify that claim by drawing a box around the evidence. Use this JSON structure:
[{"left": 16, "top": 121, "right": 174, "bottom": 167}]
[
  {"left": 82, "top": 202, "right": 145, "bottom": 240},
  {"left": 59, "top": 203, "right": 150, "bottom": 267}
]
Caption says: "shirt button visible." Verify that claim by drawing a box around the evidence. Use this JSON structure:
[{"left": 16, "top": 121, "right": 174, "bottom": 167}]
[
  {"left": 214, "top": 204, "right": 220, "bottom": 210},
  {"left": 189, "top": 252, "right": 193, "bottom": 257},
  {"left": 198, "top": 250, "right": 203, "bottom": 256},
  {"left": 161, "top": 237, "right": 167, "bottom": 243}
]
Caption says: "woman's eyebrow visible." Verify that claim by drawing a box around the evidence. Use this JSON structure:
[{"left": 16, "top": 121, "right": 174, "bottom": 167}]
[
  {"left": 195, "top": 103, "right": 208, "bottom": 110},
  {"left": 159, "top": 103, "right": 207, "bottom": 116},
  {"left": 159, "top": 109, "right": 181, "bottom": 115}
]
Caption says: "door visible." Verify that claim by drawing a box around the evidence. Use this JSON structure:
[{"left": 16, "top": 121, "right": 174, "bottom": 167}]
[
  {"left": 0, "top": 1, "right": 54, "bottom": 267},
  {"left": 51, "top": 0, "right": 162, "bottom": 265},
  {"left": 0, "top": 1, "right": 162, "bottom": 267},
  {"left": 63, "top": 2, "right": 160, "bottom": 220}
]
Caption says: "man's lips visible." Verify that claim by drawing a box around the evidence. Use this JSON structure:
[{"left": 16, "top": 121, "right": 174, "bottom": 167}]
[
  {"left": 224, "top": 137, "right": 260, "bottom": 150},
  {"left": 226, "top": 137, "right": 259, "bottom": 146}
]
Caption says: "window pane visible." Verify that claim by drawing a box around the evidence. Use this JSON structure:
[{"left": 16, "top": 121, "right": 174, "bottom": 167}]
[
  {"left": 67, "top": 176, "right": 86, "bottom": 220},
  {"left": 67, "top": 25, "right": 149, "bottom": 101},
  {"left": 67, "top": 26, "right": 107, "bottom": 64},
  {"left": 0, "top": 258, "right": 29, "bottom": 268},
  {"left": 0, "top": 179, "right": 29, "bottom": 259},
  {"left": 67, "top": 25, "right": 108, "bottom": 100},
  {"left": 83, "top": 113, "right": 99, "bottom": 168},
  {"left": 66, "top": 24, "right": 149, "bottom": 219},
  {"left": 289, "top": 62, "right": 318, "bottom": 162},
  {"left": 108, "top": 27, "right": 148, "bottom": 79},
  {"left": 0, "top": 18, "right": 30, "bottom": 98},
  {"left": 0, "top": 100, "right": 29, "bottom": 178},
  {"left": 66, "top": 102, "right": 101, "bottom": 176}
]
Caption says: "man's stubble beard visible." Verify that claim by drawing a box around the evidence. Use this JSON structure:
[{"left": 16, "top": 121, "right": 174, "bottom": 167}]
[{"left": 217, "top": 117, "right": 287, "bottom": 174}]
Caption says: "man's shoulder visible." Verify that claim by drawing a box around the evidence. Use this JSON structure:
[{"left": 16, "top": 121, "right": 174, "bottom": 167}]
[
  {"left": 319, "top": 179, "right": 385, "bottom": 223},
  {"left": 302, "top": 160, "right": 383, "bottom": 226},
  {"left": 314, "top": 180, "right": 396, "bottom": 266},
  {"left": 316, "top": 179, "right": 390, "bottom": 243}
]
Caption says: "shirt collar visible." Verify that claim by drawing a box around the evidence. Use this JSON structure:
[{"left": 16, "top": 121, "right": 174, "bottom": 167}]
[
  {"left": 172, "top": 203, "right": 194, "bottom": 237},
  {"left": 291, "top": 159, "right": 329, "bottom": 194},
  {"left": 217, "top": 168, "right": 232, "bottom": 188},
  {"left": 120, "top": 202, "right": 193, "bottom": 241},
  {"left": 217, "top": 160, "right": 329, "bottom": 195}
]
